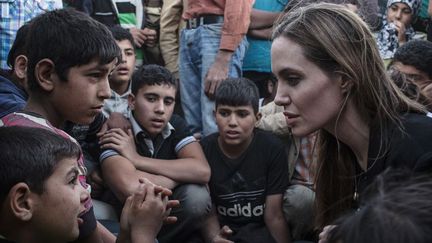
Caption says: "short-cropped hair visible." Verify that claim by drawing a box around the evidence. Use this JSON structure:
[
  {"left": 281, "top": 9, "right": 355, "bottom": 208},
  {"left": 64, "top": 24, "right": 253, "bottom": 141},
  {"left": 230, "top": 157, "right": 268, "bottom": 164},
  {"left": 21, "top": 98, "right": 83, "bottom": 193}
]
[
  {"left": 26, "top": 8, "right": 121, "bottom": 92},
  {"left": 0, "top": 127, "right": 80, "bottom": 201},
  {"left": 215, "top": 78, "right": 260, "bottom": 114},
  {"left": 131, "top": 64, "right": 177, "bottom": 95}
]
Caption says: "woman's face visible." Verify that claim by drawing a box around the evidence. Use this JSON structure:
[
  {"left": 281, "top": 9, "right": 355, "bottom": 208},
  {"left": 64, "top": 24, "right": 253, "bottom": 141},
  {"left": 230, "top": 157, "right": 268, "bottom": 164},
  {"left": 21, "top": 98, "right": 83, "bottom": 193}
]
[
  {"left": 387, "top": 2, "right": 413, "bottom": 26},
  {"left": 272, "top": 37, "right": 345, "bottom": 137}
]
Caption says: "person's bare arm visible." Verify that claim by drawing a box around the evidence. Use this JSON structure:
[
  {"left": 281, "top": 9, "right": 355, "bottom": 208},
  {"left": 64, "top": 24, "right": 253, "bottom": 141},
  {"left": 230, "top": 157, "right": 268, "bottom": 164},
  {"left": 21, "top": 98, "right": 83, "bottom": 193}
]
[
  {"left": 102, "top": 155, "right": 177, "bottom": 202},
  {"left": 100, "top": 128, "right": 210, "bottom": 184},
  {"left": 247, "top": 27, "right": 273, "bottom": 40},
  {"left": 132, "top": 141, "right": 210, "bottom": 184},
  {"left": 264, "top": 194, "right": 291, "bottom": 243},
  {"left": 204, "top": 50, "right": 233, "bottom": 100},
  {"left": 249, "top": 9, "right": 281, "bottom": 29},
  {"left": 201, "top": 206, "right": 234, "bottom": 243}
]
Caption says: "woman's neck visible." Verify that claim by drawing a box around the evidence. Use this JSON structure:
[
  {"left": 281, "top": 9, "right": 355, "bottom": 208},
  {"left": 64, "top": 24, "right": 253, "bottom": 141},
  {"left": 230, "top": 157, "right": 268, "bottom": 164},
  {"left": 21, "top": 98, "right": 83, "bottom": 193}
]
[{"left": 325, "top": 100, "right": 370, "bottom": 170}]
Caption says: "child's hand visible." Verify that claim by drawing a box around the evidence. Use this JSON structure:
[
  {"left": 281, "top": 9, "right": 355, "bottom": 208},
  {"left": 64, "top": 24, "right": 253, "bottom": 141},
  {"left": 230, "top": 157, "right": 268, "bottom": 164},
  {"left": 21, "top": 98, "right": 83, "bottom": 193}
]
[
  {"left": 120, "top": 179, "right": 169, "bottom": 242},
  {"left": 138, "top": 178, "right": 180, "bottom": 225},
  {"left": 318, "top": 225, "right": 337, "bottom": 243},
  {"left": 88, "top": 168, "right": 105, "bottom": 199},
  {"left": 393, "top": 20, "right": 407, "bottom": 44},
  {"left": 99, "top": 128, "right": 137, "bottom": 161},
  {"left": 212, "top": 225, "right": 234, "bottom": 243}
]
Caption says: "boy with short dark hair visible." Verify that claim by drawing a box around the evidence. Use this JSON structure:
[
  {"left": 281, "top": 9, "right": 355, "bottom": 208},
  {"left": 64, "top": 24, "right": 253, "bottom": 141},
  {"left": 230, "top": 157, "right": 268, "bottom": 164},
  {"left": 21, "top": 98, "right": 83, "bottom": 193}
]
[
  {"left": 103, "top": 26, "right": 136, "bottom": 118},
  {"left": 0, "top": 8, "right": 170, "bottom": 243},
  {"left": 391, "top": 40, "right": 432, "bottom": 100},
  {"left": 200, "top": 78, "right": 291, "bottom": 243},
  {"left": 0, "top": 126, "right": 170, "bottom": 243},
  {"left": 99, "top": 64, "right": 212, "bottom": 243},
  {"left": 0, "top": 126, "right": 88, "bottom": 243}
]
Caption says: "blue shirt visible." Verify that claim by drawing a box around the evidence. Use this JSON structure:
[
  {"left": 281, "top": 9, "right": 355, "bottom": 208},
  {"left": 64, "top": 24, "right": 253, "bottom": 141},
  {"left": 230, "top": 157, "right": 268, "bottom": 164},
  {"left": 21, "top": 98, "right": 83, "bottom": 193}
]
[
  {"left": 242, "top": 0, "right": 287, "bottom": 73},
  {"left": 0, "top": 75, "right": 27, "bottom": 118},
  {"left": 0, "top": 0, "right": 61, "bottom": 69}
]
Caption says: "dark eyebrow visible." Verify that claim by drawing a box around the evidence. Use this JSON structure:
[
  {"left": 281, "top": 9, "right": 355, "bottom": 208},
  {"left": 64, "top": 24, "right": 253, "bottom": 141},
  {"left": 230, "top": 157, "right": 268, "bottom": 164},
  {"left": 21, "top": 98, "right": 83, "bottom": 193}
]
[
  {"left": 66, "top": 167, "right": 79, "bottom": 178},
  {"left": 143, "top": 92, "right": 160, "bottom": 97},
  {"left": 164, "top": 96, "right": 175, "bottom": 101}
]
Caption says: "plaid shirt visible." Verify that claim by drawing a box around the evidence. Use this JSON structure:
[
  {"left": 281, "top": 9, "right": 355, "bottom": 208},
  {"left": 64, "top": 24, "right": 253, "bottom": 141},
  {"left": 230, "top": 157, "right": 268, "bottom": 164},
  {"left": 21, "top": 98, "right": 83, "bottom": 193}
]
[
  {"left": 291, "top": 133, "right": 318, "bottom": 189},
  {"left": 0, "top": 0, "right": 61, "bottom": 69}
]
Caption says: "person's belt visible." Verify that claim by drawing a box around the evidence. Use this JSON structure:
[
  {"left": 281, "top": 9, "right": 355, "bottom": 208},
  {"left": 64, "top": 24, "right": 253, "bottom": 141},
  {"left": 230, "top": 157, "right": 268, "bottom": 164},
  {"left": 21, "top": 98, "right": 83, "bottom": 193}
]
[{"left": 186, "top": 15, "right": 224, "bottom": 29}]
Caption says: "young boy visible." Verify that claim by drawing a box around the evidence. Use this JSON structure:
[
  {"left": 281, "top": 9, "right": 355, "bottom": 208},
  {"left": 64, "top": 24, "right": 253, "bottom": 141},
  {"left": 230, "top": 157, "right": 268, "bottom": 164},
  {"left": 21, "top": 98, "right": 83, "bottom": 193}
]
[
  {"left": 0, "top": 126, "right": 169, "bottom": 243},
  {"left": 0, "top": 8, "right": 171, "bottom": 243},
  {"left": 103, "top": 26, "right": 136, "bottom": 118},
  {"left": 200, "top": 78, "right": 291, "bottom": 243},
  {"left": 99, "top": 64, "right": 212, "bottom": 243}
]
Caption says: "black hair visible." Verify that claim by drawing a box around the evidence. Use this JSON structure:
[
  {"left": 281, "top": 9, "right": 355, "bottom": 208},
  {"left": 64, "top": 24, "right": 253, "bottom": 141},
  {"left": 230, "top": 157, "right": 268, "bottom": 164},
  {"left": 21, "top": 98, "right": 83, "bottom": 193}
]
[
  {"left": 215, "top": 78, "right": 260, "bottom": 114},
  {"left": 389, "top": 68, "right": 432, "bottom": 111},
  {"left": 0, "top": 126, "right": 80, "bottom": 201},
  {"left": 109, "top": 26, "right": 135, "bottom": 48},
  {"left": 26, "top": 8, "right": 121, "bottom": 92},
  {"left": 393, "top": 40, "right": 432, "bottom": 79},
  {"left": 7, "top": 24, "right": 30, "bottom": 69},
  {"left": 131, "top": 64, "right": 176, "bottom": 95},
  {"left": 328, "top": 169, "right": 432, "bottom": 243}
]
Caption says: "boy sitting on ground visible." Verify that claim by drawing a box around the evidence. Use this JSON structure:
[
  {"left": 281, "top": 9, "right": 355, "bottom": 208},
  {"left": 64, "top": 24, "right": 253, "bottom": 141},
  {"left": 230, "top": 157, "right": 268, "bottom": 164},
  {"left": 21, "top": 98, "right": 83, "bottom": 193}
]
[
  {"left": 200, "top": 78, "right": 291, "bottom": 243},
  {"left": 0, "top": 126, "right": 169, "bottom": 243},
  {"left": 0, "top": 9, "right": 175, "bottom": 242},
  {"left": 99, "top": 64, "right": 211, "bottom": 243}
]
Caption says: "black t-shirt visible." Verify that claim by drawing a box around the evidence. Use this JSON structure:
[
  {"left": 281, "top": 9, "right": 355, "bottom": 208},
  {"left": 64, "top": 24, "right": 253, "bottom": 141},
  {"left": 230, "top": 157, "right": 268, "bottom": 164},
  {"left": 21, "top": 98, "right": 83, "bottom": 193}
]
[
  {"left": 357, "top": 113, "right": 432, "bottom": 194},
  {"left": 201, "top": 129, "right": 289, "bottom": 230}
]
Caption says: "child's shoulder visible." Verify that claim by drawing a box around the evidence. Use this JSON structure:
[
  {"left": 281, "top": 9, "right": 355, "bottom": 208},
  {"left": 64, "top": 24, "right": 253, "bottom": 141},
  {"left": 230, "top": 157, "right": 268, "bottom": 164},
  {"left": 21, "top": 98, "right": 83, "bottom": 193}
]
[
  {"left": 254, "top": 128, "right": 286, "bottom": 148},
  {"left": 200, "top": 132, "right": 219, "bottom": 147}
]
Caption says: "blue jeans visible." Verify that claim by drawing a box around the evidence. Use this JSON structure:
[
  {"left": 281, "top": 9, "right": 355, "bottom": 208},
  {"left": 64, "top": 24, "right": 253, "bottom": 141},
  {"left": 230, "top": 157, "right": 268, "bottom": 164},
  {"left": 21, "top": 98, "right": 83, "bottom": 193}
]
[{"left": 179, "top": 23, "right": 247, "bottom": 136}]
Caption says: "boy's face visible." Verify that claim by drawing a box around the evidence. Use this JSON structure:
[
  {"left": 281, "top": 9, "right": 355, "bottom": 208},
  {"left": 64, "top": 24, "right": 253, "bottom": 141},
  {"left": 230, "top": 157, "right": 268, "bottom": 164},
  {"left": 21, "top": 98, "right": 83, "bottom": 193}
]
[
  {"left": 31, "top": 157, "right": 89, "bottom": 242},
  {"left": 129, "top": 84, "right": 176, "bottom": 138},
  {"left": 215, "top": 104, "right": 258, "bottom": 147},
  {"left": 392, "top": 61, "right": 432, "bottom": 99},
  {"left": 50, "top": 58, "right": 116, "bottom": 125},
  {"left": 110, "top": 40, "right": 136, "bottom": 86}
]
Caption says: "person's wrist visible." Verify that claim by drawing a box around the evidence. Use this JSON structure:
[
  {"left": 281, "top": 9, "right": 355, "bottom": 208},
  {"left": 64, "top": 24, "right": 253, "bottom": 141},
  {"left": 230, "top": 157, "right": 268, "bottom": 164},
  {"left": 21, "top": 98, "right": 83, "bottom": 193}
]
[{"left": 130, "top": 226, "right": 157, "bottom": 242}]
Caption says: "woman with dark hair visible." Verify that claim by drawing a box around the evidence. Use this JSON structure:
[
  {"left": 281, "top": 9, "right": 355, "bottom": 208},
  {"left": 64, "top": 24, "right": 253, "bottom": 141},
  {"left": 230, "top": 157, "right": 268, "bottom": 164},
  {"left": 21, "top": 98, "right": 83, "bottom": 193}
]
[{"left": 271, "top": 2, "right": 432, "bottom": 237}]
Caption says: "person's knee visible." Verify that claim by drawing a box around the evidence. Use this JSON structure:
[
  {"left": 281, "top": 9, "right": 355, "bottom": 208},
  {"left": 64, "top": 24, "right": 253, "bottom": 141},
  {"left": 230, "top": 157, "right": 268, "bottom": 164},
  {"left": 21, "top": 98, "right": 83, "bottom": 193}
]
[
  {"left": 283, "top": 184, "right": 315, "bottom": 221},
  {"left": 174, "top": 184, "right": 212, "bottom": 219}
]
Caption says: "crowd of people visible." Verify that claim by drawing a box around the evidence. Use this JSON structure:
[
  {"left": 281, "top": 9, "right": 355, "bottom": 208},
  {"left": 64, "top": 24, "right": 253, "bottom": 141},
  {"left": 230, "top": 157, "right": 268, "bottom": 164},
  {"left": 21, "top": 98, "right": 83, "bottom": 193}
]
[{"left": 0, "top": 0, "right": 432, "bottom": 243}]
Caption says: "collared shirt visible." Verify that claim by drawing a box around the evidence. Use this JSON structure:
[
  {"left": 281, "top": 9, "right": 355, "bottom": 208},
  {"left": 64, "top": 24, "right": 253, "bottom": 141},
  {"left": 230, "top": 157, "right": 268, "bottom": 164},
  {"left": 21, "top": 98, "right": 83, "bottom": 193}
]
[
  {"left": 100, "top": 113, "right": 195, "bottom": 162},
  {"left": 0, "top": 0, "right": 62, "bottom": 69},
  {"left": 183, "top": 0, "right": 254, "bottom": 51},
  {"left": 102, "top": 83, "right": 131, "bottom": 118}
]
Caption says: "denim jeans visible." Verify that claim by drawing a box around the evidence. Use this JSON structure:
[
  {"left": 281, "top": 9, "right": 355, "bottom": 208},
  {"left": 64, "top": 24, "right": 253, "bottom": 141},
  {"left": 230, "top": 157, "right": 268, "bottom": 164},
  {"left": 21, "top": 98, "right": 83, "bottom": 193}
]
[{"left": 179, "top": 23, "right": 247, "bottom": 136}]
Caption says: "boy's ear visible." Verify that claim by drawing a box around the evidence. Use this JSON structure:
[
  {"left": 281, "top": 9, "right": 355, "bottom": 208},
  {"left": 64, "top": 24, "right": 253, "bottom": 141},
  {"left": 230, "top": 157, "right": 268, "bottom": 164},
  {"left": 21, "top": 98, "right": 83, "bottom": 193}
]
[
  {"left": 8, "top": 183, "right": 35, "bottom": 222},
  {"left": 128, "top": 93, "right": 136, "bottom": 110},
  {"left": 34, "top": 58, "right": 57, "bottom": 92},
  {"left": 13, "top": 55, "right": 28, "bottom": 88}
]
